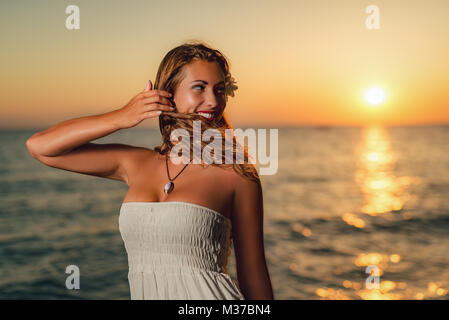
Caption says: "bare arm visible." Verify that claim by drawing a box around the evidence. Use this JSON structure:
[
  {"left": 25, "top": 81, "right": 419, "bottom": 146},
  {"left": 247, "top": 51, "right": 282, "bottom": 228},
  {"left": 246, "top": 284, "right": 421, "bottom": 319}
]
[
  {"left": 25, "top": 81, "right": 174, "bottom": 183},
  {"left": 231, "top": 175, "right": 274, "bottom": 300},
  {"left": 26, "top": 110, "right": 123, "bottom": 157}
]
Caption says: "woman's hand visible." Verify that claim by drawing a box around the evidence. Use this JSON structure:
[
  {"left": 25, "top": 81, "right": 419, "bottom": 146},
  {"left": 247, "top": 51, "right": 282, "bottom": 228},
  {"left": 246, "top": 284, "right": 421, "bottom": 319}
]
[{"left": 114, "top": 80, "right": 174, "bottom": 129}]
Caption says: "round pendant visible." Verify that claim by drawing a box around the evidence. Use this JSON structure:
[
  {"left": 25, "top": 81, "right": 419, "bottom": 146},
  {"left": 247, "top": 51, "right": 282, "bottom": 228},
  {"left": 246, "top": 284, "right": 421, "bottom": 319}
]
[{"left": 164, "top": 181, "right": 174, "bottom": 194}]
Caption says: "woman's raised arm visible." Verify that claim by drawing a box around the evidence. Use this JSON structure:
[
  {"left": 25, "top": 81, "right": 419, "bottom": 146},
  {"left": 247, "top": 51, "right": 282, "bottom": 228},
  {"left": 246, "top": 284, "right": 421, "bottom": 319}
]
[
  {"left": 26, "top": 81, "right": 173, "bottom": 157},
  {"left": 25, "top": 81, "right": 174, "bottom": 183}
]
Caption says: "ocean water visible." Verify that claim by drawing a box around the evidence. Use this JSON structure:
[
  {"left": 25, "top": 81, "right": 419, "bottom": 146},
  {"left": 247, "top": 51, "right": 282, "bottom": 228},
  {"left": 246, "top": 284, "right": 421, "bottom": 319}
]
[{"left": 1, "top": 125, "right": 448, "bottom": 300}]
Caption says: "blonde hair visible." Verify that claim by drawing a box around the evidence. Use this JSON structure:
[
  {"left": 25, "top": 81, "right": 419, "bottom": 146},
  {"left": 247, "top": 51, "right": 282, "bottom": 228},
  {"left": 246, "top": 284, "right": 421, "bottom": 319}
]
[{"left": 153, "top": 41, "right": 260, "bottom": 185}]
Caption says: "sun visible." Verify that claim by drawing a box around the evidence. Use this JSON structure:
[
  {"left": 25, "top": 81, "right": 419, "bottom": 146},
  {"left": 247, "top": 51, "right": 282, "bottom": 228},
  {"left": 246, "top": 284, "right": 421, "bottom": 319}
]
[{"left": 364, "top": 87, "right": 386, "bottom": 106}]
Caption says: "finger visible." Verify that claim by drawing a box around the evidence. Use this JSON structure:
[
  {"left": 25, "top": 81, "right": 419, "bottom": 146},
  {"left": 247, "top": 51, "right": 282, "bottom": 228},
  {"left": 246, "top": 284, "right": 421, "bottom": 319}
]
[
  {"left": 144, "top": 103, "right": 174, "bottom": 112},
  {"left": 143, "top": 80, "right": 151, "bottom": 92},
  {"left": 143, "top": 110, "right": 163, "bottom": 118},
  {"left": 142, "top": 96, "right": 174, "bottom": 107}
]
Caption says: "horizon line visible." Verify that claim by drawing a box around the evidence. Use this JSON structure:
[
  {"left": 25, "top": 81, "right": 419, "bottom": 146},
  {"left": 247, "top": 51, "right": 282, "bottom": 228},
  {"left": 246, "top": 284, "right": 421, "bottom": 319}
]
[{"left": 1, "top": 123, "right": 449, "bottom": 132}]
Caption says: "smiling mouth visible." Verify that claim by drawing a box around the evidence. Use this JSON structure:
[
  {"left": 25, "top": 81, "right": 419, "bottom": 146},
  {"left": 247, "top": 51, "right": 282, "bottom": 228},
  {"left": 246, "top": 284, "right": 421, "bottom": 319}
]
[{"left": 196, "top": 112, "right": 215, "bottom": 120}]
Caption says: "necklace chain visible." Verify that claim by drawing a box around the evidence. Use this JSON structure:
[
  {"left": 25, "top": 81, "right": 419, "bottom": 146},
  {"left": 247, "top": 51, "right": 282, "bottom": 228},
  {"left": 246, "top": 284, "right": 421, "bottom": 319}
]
[{"left": 165, "top": 152, "right": 191, "bottom": 181}]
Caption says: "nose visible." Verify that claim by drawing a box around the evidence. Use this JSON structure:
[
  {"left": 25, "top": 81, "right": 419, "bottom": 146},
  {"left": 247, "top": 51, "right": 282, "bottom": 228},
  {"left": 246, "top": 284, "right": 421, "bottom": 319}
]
[
  {"left": 206, "top": 92, "right": 218, "bottom": 109},
  {"left": 205, "top": 88, "right": 219, "bottom": 109}
]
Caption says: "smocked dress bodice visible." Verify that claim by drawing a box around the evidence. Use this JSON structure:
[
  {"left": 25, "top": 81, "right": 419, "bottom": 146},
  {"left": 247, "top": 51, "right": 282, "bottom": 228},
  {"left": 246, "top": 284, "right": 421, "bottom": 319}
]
[{"left": 118, "top": 201, "right": 244, "bottom": 300}]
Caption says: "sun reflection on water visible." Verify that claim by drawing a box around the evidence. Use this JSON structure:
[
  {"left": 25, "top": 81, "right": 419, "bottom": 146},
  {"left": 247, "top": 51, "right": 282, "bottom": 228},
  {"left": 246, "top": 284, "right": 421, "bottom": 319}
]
[{"left": 313, "top": 126, "right": 446, "bottom": 300}]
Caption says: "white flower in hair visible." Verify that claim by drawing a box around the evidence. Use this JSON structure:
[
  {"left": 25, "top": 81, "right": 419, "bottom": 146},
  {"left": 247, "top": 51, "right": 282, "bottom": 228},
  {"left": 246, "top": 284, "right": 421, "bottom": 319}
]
[{"left": 224, "top": 74, "right": 238, "bottom": 101}]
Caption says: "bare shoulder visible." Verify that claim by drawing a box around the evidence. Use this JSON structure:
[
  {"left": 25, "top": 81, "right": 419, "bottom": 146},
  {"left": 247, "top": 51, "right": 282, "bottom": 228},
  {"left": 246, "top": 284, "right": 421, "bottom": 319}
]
[
  {"left": 113, "top": 144, "right": 158, "bottom": 184},
  {"left": 110, "top": 143, "right": 156, "bottom": 162},
  {"left": 222, "top": 166, "right": 262, "bottom": 202},
  {"left": 118, "top": 143, "right": 156, "bottom": 158}
]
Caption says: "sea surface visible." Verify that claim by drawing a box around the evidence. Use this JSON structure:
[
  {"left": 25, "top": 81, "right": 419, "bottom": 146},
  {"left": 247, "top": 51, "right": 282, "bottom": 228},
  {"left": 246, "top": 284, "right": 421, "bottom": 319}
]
[{"left": 1, "top": 125, "right": 448, "bottom": 299}]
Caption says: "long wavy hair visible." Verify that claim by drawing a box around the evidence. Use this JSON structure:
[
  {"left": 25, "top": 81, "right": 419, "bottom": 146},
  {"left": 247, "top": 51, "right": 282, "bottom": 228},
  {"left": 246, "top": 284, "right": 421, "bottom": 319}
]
[{"left": 153, "top": 41, "right": 260, "bottom": 185}]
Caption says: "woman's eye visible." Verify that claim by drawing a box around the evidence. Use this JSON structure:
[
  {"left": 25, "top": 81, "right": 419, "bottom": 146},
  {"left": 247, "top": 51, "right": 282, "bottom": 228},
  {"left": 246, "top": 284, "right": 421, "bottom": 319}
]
[{"left": 193, "top": 85, "right": 225, "bottom": 94}]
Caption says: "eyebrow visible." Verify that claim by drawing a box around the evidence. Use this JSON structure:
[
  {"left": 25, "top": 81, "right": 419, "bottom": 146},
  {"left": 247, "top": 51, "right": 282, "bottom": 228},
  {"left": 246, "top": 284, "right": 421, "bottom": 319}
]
[{"left": 191, "top": 80, "right": 225, "bottom": 85}]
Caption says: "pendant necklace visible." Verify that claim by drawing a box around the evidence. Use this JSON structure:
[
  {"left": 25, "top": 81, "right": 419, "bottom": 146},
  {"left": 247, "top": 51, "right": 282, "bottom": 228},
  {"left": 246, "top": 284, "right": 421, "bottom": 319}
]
[{"left": 163, "top": 152, "right": 192, "bottom": 194}]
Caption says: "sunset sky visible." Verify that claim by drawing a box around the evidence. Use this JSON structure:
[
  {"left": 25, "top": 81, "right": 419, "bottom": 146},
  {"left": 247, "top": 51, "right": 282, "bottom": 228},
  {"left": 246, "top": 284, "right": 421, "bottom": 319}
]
[{"left": 1, "top": 0, "right": 448, "bottom": 129}]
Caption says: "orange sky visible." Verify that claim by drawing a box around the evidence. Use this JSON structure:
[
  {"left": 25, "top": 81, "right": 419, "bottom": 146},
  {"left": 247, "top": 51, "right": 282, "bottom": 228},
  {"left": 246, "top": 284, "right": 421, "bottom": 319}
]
[{"left": 1, "top": 0, "right": 448, "bottom": 129}]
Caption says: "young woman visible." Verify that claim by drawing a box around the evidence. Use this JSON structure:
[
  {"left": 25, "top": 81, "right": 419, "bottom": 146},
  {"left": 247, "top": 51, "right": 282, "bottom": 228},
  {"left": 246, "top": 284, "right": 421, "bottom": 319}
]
[{"left": 26, "top": 42, "right": 274, "bottom": 300}]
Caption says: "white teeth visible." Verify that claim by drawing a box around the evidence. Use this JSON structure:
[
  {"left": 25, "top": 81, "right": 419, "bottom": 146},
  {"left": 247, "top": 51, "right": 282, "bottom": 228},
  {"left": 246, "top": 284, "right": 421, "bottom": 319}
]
[{"left": 197, "top": 112, "right": 213, "bottom": 119}]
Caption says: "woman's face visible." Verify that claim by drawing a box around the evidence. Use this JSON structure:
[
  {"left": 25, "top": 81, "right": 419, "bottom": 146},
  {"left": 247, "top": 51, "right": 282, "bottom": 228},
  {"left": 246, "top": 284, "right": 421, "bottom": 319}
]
[{"left": 172, "top": 59, "right": 226, "bottom": 122}]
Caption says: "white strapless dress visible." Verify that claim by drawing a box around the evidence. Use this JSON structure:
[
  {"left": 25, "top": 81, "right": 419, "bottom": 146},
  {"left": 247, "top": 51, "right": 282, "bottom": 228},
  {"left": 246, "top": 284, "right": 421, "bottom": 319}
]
[{"left": 118, "top": 201, "right": 245, "bottom": 300}]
